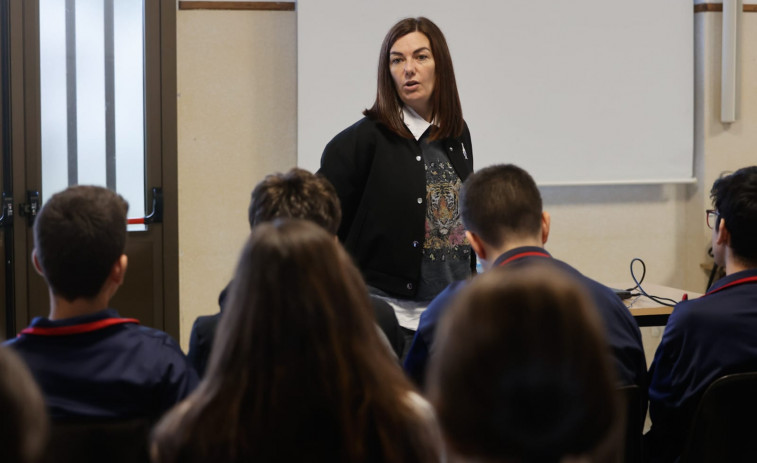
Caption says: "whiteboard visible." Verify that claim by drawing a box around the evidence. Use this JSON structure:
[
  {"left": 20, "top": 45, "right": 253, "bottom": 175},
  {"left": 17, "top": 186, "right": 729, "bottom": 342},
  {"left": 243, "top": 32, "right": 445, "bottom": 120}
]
[{"left": 297, "top": 0, "right": 693, "bottom": 185}]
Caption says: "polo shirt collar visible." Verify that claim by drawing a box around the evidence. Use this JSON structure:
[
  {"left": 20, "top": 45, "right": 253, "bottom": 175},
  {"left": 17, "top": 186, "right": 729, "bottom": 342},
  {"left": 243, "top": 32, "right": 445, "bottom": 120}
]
[
  {"left": 493, "top": 246, "right": 552, "bottom": 268},
  {"left": 705, "top": 268, "right": 757, "bottom": 295},
  {"left": 27, "top": 308, "right": 122, "bottom": 329}
]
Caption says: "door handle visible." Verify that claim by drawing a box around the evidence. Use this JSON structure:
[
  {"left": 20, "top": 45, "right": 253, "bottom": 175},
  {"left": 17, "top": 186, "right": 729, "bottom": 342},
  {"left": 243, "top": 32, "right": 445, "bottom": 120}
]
[{"left": 127, "top": 187, "right": 162, "bottom": 225}]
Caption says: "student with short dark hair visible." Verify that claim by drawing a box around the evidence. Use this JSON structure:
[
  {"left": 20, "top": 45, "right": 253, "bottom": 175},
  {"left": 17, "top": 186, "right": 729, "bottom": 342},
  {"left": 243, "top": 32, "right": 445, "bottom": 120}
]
[
  {"left": 0, "top": 346, "right": 48, "bottom": 463},
  {"left": 153, "top": 220, "right": 442, "bottom": 463},
  {"left": 427, "top": 265, "right": 623, "bottom": 463},
  {"left": 4, "top": 185, "right": 197, "bottom": 420},
  {"left": 646, "top": 166, "right": 757, "bottom": 462},
  {"left": 247, "top": 167, "right": 342, "bottom": 234},
  {"left": 404, "top": 164, "right": 647, "bottom": 390},
  {"left": 187, "top": 168, "right": 404, "bottom": 375}
]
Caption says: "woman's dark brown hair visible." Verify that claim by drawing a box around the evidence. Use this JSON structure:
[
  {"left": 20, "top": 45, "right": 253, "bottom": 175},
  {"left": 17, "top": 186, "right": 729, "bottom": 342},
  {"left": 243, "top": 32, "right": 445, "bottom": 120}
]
[
  {"left": 427, "top": 264, "right": 623, "bottom": 463},
  {"left": 152, "top": 219, "right": 439, "bottom": 463},
  {"left": 364, "top": 17, "right": 464, "bottom": 141}
]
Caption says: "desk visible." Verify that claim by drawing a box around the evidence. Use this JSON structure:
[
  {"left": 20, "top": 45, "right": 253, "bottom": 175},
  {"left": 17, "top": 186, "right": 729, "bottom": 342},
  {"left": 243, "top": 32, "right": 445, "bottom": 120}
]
[{"left": 612, "top": 284, "right": 703, "bottom": 327}]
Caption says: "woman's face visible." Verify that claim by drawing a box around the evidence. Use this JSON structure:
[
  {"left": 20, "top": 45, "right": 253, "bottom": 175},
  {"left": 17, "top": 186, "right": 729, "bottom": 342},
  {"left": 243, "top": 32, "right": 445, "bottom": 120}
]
[{"left": 389, "top": 31, "right": 435, "bottom": 121}]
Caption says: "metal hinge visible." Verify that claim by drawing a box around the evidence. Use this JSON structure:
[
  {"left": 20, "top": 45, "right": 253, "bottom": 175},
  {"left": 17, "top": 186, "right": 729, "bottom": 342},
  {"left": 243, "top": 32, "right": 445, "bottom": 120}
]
[
  {"left": 0, "top": 193, "right": 12, "bottom": 226},
  {"left": 18, "top": 190, "right": 40, "bottom": 227}
]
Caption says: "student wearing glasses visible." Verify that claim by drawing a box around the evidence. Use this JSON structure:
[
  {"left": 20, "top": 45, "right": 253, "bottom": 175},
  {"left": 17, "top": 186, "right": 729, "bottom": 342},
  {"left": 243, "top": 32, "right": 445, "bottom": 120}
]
[{"left": 646, "top": 166, "right": 757, "bottom": 462}]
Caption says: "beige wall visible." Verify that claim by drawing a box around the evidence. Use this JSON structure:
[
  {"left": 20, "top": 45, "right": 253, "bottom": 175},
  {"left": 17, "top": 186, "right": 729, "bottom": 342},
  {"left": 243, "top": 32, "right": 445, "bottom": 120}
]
[
  {"left": 175, "top": 8, "right": 757, "bottom": 353},
  {"left": 176, "top": 10, "right": 297, "bottom": 348}
]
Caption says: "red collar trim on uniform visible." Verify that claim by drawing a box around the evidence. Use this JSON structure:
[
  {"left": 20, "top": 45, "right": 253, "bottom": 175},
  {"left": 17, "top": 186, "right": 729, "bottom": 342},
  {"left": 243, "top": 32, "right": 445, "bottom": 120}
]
[
  {"left": 498, "top": 251, "right": 552, "bottom": 267},
  {"left": 705, "top": 276, "right": 757, "bottom": 297},
  {"left": 20, "top": 318, "right": 140, "bottom": 336}
]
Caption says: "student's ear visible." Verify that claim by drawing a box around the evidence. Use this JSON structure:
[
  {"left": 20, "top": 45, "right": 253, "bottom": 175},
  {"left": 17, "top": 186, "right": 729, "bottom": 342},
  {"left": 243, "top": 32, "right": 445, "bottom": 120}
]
[
  {"left": 110, "top": 254, "right": 128, "bottom": 286},
  {"left": 31, "top": 249, "right": 44, "bottom": 276},
  {"left": 466, "top": 230, "right": 487, "bottom": 261},
  {"left": 716, "top": 218, "right": 730, "bottom": 247},
  {"left": 541, "top": 211, "right": 551, "bottom": 245}
]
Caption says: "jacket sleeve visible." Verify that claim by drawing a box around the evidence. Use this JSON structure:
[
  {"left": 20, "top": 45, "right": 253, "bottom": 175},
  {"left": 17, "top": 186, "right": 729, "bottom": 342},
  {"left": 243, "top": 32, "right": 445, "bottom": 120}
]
[
  {"left": 159, "top": 337, "right": 200, "bottom": 414},
  {"left": 404, "top": 331, "right": 430, "bottom": 387},
  {"left": 461, "top": 122, "right": 476, "bottom": 273},
  {"left": 645, "top": 307, "right": 691, "bottom": 462},
  {"left": 317, "top": 121, "right": 374, "bottom": 243}
]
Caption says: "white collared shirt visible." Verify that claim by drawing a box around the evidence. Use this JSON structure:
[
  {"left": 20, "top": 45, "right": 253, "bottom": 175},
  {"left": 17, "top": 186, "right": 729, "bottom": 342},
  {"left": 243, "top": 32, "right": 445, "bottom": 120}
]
[{"left": 402, "top": 105, "right": 433, "bottom": 141}]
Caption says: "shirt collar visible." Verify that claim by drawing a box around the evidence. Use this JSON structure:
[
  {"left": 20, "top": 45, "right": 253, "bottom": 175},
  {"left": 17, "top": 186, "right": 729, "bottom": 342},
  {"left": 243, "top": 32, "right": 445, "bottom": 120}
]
[
  {"left": 402, "top": 105, "right": 433, "bottom": 141},
  {"left": 705, "top": 268, "right": 757, "bottom": 295},
  {"left": 27, "top": 308, "right": 121, "bottom": 328},
  {"left": 493, "top": 246, "right": 552, "bottom": 268}
]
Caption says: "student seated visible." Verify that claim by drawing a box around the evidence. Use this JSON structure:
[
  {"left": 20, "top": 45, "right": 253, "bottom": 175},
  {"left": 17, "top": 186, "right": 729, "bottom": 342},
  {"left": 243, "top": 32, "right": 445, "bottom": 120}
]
[
  {"left": 187, "top": 168, "right": 404, "bottom": 376},
  {"left": 646, "top": 166, "right": 757, "bottom": 462},
  {"left": 404, "top": 164, "right": 647, "bottom": 389},
  {"left": 0, "top": 346, "right": 48, "bottom": 463},
  {"left": 426, "top": 265, "right": 623, "bottom": 462},
  {"left": 152, "top": 220, "right": 441, "bottom": 463},
  {"left": 4, "top": 186, "right": 197, "bottom": 420}
]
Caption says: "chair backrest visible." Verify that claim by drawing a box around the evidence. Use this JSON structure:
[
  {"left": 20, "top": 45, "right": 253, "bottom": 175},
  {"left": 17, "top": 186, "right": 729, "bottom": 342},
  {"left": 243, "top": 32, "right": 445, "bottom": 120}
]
[
  {"left": 42, "top": 418, "right": 151, "bottom": 463},
  {"left": 680, "top": 372, "right": 757, "bottom": 463},
  {"left": 619, "top": 384, "right": 644, "bottom": 463}
]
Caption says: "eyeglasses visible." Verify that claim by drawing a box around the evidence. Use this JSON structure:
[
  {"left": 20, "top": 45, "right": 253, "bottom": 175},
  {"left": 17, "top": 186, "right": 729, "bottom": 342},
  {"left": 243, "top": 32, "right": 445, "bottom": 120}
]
[{"left": 706, "top": 209, "right": 720, "bottom": 229}]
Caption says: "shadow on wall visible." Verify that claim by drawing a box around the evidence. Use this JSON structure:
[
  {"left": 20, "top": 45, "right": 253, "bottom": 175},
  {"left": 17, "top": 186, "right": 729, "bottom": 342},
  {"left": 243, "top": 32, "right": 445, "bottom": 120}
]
[{"left": 540, "top": 182, "right": 699, "bottom": 207}]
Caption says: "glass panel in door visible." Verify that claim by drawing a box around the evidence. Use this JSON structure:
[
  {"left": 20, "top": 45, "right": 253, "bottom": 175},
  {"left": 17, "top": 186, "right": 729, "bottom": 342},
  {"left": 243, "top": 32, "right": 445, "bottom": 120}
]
[{"left": 39, "top": 0, "right": 145, "bottom": 221}]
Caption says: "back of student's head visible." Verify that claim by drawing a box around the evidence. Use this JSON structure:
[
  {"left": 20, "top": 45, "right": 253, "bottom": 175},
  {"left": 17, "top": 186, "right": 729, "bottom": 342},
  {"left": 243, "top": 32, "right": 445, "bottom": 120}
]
[
  {"left": 711, "top": 166, "right": 757, "bottom": 265},
  {"left": 0, "top": 347, "right": 49, "bottom": 463},
  {"left": 33, "top": 186, "right": 128, "bottom": 301},
  {"left": 248, "top": 167, "right": 341, "bottom": 234},
  {"left": 427, "top": 264, "right": 622, "bottom": 463},
  {"left": 153, "top": 219, "right": 439, "bottom": 462},
  {"left": 461, "top": 164, "right": 542, "bottom": 248}
]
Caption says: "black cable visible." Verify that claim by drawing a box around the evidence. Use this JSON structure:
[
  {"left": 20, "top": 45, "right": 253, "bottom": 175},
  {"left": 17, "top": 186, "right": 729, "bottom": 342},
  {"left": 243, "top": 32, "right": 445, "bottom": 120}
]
[
  {"left": 628, "top": 258, "right": 678, "bottom": 307},
  {"left": 624, "top": 258, "right": 646, "bottom": 292}
]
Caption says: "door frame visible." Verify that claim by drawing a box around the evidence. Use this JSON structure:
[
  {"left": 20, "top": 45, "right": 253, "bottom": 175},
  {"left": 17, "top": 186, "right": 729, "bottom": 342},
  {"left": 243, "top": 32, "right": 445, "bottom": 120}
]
[{"left": 2, "top": 0, "right": 178, "bottom": 339}]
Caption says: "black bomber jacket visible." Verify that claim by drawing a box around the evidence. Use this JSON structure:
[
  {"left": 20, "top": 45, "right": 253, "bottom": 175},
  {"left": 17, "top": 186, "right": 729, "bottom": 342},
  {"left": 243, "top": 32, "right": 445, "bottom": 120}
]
[{"left": 318, "top": 116, "right": 474, "bottom": 298}]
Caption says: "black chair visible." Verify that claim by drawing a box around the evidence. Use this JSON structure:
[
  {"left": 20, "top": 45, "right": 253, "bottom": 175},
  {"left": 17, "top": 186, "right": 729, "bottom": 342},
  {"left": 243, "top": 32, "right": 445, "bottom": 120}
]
[
  {"left": 680, "top": 372, "right": 757, "bottom": 463},
  {"left": 619, "top": 384, "right": 644, "bottom": 463},
  {"left": 42, "top": 418, "right": 151, "bottom": 463}
]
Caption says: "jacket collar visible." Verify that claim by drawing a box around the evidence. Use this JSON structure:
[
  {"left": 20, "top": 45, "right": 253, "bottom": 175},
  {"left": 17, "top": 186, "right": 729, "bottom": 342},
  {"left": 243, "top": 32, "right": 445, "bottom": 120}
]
[
  {"left": 705, "top": 268, "right": 757, "bottom": 296},
  {"left": 493, "top": 246, "right": 552, "bottom": 268}
]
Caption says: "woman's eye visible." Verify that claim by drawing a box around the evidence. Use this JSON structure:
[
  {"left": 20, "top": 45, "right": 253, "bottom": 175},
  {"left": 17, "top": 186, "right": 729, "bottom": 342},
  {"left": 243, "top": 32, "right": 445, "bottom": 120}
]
[
  {"left": 390, "top": 58, "right": 402, "bottom": 65},
  {"left": 417, "top": 54, "right": 429, "bottom": 61}
]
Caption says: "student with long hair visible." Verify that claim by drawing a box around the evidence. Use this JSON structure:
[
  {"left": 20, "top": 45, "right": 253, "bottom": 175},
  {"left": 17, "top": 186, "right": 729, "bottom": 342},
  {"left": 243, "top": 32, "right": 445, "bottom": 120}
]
[
  {"left": 187, "top": 168, "right": 405, "bottom": 376},
  {"left": 427, "top": 265, "right": 623, "bottom": 463},
  {"left": 152, "top": 219, "right": 441, "bottom": 463}
]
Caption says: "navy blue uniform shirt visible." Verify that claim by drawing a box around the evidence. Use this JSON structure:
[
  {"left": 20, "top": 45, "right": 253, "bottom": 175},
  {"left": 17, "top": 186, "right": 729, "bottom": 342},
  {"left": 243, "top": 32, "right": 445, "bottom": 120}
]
[
  {"left": 5, "top": 308, "right": 198, "bottom": 420},
  {"left": 646, "top": 268, "right": 757, "bottom": 462},
  {"left": 404, "top": 246, "right": 647, "bottom": 389}
]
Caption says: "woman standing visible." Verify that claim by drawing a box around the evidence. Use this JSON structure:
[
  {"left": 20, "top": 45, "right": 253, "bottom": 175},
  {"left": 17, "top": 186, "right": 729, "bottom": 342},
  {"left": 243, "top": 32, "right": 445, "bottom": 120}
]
[{"left": 319, "top": 17, "right": 474, "bottom": 330}]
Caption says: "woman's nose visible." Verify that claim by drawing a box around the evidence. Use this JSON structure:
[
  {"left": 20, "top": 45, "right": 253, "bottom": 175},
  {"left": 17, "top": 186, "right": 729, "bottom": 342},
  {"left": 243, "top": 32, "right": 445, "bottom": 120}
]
[{"left": 404, "top": 60, "right": 415, "bottom": 75}]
